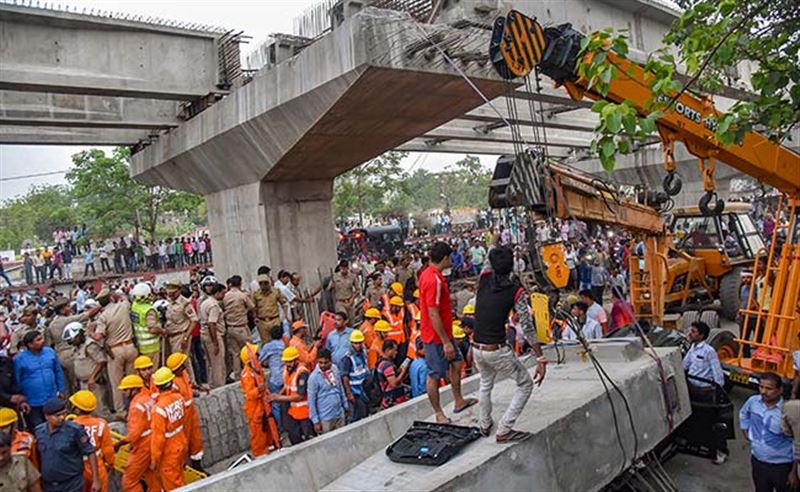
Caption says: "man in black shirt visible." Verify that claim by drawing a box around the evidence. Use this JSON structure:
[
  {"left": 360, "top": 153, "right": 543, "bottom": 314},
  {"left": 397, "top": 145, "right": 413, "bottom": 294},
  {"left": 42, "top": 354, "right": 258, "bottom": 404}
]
[{"left": 472, "top": 246, "right": 547, "bottom": 442}]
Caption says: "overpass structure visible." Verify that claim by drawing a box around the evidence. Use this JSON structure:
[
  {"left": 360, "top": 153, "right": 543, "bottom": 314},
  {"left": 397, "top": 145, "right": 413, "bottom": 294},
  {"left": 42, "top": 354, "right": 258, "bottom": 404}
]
[{"left": 0, "top": 0, "right": 764, "bottom": 283}]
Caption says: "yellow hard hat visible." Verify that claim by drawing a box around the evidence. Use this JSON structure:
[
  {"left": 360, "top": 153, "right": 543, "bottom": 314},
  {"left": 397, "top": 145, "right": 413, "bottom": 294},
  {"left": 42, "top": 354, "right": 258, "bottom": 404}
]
[
  {"left": 389, "top": 296, "right": 404, "bottom": 307},
  {"left": 134, "top": 355, "right": 154, "bottom": 370},
  {"left": 69, "top": 390, "right": 97, "bottom": 412},
  {"left": 0, "top": 407, "right": 18, "bottom": 427},
  {"left": 153, "top": 367, "right": 176, "bottom": 386},
  {"left": 414, "top": 310, "right": 421, "bottom": 321},
  {"left": 166, "top": 352, "right": 188, "bottom": 371},
  {"left": 240, "top": 343, "right": 259, "bottom": 364},
  {"left": 350, "top": 330, "right": 365, "bottom": 343},
  {"left": 413, "top": 289, "right": 420, "bottom": 299},
  {"left": 453, "top": 320, "right": 462, "bottom": 327},
  {"left": 282, "top": 346, "right": 300, "bottom": 362},
  {"left": 374, "top": 320, "right": 391, "bottom": 333},
  {"left": 566, "top": 294, "right": 579, "bottom": 305},
  {"left": 390, "top": 282, "right": 404, "bottom": 296},
  {"left": 462, "top": 304, "right": 475, "bottom": 315},
  {"left": 364, "top": 308, "right": 381, "bottom": 319},
  {"left": 118, "top": 374, "right": 144, "bottom": 390},
  {"left": 453, "top": 325, "right": 466, "bottom": 339},
  {"left": 66, "top": 414, "right": 77, "bottom": 421}
]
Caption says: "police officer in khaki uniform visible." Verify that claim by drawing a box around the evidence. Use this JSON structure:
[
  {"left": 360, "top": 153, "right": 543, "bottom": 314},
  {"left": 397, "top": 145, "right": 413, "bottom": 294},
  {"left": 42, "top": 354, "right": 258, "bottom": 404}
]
[
  {"left": 164, "top": 279, "right": 198, "bottom": 381},
  {"left": 9, "top": 306, "right": 38, "bottom": 357},
  {"left": 222, "top": 275, "right": 254, "bottom": 378},
  {"left": 199, "top": 283, "right": 227, "bottom": 388},
  {"left": 330, "top": 260, "right": 357, "bottom": 322},
  {"left": 91, "top": 289, "right": 138, "bottom": 416},
  {"left": 64, "top": 321, "right": 110, "bottom": 416},
  {"left": 47, "top": 298, "right": 100, "bottom": 393},
  {"left": 251, "top": 275, "right": 288, "bottom": 345}
]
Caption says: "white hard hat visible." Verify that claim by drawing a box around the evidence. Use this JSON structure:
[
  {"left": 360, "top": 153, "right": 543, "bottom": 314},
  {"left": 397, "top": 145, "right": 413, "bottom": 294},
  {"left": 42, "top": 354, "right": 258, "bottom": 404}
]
[
  {"left": 153, "top": 299, "right": 170, "bottom": 311},
  {"left": 62, "top": 321, "right": 84, "bottom": 341},
  {"left": 200, "top": 275, "right": 218, "bottom": 286},
  {"left": 131, "top": 283, "right": 152, "bottom": 298}
]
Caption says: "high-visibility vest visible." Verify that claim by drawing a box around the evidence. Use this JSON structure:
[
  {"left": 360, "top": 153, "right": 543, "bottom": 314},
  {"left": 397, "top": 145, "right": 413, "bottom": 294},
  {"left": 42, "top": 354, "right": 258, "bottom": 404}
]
[
  {"left": 406, "top": 304, "right": 419, "bottom": 331},
  {"left": 345, "top": 351, "right": 369, "bottom": 396},
  {"left": 384, "top": 309, "right": 406, "bottom": 343},
  {"left": 407, "top": 329, "right": 420, "bottom": 359},
  {"left": 11, "top": 431, "right": 38, "bottom": 468},
  {"left": 130, "top": 301, "right": 161, "bottom": 355},
  {"left": 283, "top": 366, "right": 310, "bottom": 420}
]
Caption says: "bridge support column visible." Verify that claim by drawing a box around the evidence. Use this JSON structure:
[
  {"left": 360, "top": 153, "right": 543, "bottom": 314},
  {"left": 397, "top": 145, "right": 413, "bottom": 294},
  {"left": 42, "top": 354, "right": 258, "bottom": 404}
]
[{"left": 206, "top": 179, "right": 337, "bottom": 286}]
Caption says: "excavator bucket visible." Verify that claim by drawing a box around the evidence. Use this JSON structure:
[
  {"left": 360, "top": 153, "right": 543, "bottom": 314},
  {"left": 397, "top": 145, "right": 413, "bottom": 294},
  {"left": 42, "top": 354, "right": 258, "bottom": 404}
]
[{"left": 490, "top": 10, "right": 546, "bottom": 80}]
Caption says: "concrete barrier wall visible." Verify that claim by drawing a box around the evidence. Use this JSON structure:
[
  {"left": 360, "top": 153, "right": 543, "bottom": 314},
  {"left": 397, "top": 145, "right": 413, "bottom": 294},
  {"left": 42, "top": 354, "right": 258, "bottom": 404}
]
[{"left": 184, "top": 341, "right": 689, "bottom": 491}]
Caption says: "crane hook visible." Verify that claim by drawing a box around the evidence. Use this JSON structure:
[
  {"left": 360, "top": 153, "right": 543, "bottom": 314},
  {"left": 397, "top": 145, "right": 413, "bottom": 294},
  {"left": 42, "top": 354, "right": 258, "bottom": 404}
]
[
  {"left": 698, "top": 191, "right": 725, "bottom": 216},
  {"left": 662, "top": 171, "right": 682, "bottom": 196}
]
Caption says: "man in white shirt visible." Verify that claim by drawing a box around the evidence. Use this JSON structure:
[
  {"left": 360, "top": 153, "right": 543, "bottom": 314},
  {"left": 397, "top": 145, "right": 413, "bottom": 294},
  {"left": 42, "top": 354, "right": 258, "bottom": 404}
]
[
  {"left": 563, "top": 301, "right": 603, "bottom": 340},
  {"left": 579, "top": 289, "right": 608, "bottom": 335}
]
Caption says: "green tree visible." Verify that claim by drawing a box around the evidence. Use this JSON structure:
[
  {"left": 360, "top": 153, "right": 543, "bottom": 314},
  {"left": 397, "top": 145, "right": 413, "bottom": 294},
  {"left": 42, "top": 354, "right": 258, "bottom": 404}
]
[
  {"left": 67, "top": 147, "right": 204, "bottom": 241},
  {"left": 0, "top": 185, "right": 77, "bottom": 250},
  {"left": 578, "top": 0, "right": 799, "bottom": 170},
  {"left": 333, "top": 151, "right": 408, "bottom": 225}
]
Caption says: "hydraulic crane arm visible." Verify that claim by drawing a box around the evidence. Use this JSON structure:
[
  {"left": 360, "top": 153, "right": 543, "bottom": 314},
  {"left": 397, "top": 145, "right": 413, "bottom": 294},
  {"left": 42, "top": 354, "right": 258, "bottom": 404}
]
[{"left": 490, "top": 10, "right": 800, "bottom": 213}]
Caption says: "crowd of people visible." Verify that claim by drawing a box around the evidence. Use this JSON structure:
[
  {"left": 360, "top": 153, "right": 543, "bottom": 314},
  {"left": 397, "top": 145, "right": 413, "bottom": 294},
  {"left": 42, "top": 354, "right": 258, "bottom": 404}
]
[
  {"left": 0, "top": 194, "right": 795, "bottom": 492},
  {"left": 14, "top": 234, "right": 212, "bottom": 286}
]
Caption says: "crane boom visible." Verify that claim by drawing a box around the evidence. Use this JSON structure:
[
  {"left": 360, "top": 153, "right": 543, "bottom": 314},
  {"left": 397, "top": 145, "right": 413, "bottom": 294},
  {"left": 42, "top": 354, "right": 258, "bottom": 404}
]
[{"left": 490, "top": 11, "right": 800, "bottom": 208}]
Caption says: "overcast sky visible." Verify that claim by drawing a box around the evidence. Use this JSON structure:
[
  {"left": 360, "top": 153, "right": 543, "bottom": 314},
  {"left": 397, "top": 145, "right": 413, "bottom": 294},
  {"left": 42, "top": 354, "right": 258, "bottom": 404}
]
[{"left": 0, "top": 0, "right": 497, "bottom": 201}]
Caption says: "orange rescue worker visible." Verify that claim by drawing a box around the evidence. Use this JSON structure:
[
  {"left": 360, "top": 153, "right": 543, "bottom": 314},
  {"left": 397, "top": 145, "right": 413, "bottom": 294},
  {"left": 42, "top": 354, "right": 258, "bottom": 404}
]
[
  {"left": 165, "top": 353, "right": 204, "bottom": 469},
  {"left": 289, "top": 321, "right": 321, "bottom": 369},
  {"left": 115, "top": 375, "right": 160, "bottom": 492},
  {"left": 368, "top": 320, "right": 391, "bottom": 369},
  {"left": 240, "top": 344, "right": 281, "bottom": 457},
  {"left": 0, "top": 407, "right": 39, "bottom": 468},
  {"left": 359, "top": 308, "right": 382, "bottom": 349},
  {"left": 269, "top": 347, "right": 315, "bottom": 445},
  {"left": 69, "top": 391, "right": 115, "bottom": 492},
  {"left": 383, "top": 296, "right": 407, "bottom": 344},
  {"left": 134, "top": 355, "right": 156, "bottom": 393},
  {"left": 383, "top": 282, "right": 404, "bottom": 310},
  {"left": 150, "top": 367, "right": 188, "bottom": 491},
  {"left": 407, "top": 310, "right": 421, "bottom": 360}
]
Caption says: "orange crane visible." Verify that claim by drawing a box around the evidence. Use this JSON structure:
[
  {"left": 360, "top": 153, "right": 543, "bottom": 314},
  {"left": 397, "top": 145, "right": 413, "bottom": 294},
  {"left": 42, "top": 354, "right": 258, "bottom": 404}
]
[{"left": 489, "top": 10, "right": 800, "bottom": 387}]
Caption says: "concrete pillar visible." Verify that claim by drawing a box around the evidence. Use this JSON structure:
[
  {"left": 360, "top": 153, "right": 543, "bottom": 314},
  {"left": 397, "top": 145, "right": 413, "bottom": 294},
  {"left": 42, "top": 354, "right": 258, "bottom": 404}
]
[{"left": 205, "top": 180, "right": 337, "bottom": 286}]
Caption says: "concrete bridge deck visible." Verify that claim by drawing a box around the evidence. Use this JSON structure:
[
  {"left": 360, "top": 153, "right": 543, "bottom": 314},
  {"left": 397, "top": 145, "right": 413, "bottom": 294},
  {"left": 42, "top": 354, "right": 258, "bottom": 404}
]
[{"left": 185, "top": 341, "right": 689, "bottom": 492}]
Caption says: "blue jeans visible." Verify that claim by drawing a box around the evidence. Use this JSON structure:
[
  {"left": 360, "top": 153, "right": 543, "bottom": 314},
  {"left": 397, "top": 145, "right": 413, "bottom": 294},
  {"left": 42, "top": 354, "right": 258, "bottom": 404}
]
[
  {"left": 268, "top": 381, "right": 283, "bottom": 431},
  {"left": 0, "top": 270, "right": 11, "bottom": 286}
]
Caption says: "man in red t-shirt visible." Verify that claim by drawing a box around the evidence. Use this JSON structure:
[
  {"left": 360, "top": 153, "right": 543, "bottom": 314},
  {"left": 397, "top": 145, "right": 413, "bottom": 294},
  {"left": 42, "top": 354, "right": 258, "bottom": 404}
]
[{"left": 419, "top": 242, "right": 476, "bottom": 423}]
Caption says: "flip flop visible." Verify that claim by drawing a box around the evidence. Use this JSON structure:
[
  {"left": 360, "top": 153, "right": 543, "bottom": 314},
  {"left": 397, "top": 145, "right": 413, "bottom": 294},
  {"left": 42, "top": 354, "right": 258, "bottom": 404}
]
[
  {"left": 495, "top": 430, "right": 531, "bottom": 443},
  {"left": 453, "top": 398, "right": 478, "bottom": 414},
  {"left": 480, "top": 422, "right": 493, "bottom": 437}
]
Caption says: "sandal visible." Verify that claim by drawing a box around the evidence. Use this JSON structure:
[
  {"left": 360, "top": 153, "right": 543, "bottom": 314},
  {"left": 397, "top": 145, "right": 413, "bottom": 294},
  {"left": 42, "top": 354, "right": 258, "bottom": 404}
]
[
  {"left": 495, "top": 430, "right": 531, "bottom": 443},
  {"left": 453, "top": 398, "right": 478, "bottom": 414},
  {"left": 480, "top": 422, "right": 493, "bottom": 437}
]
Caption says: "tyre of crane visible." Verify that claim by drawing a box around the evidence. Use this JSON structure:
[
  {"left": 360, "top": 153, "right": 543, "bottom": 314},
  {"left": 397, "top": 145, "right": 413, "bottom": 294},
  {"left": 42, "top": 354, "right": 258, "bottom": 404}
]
[
  {"left": 681, "top": 310, "right": 700, "bottom": 333},
  {"left": 718, "top": 267, "right": 744, "bottom": 321},
  {"left": 699, "top": 310, "right": 720, "bottom": 330}
]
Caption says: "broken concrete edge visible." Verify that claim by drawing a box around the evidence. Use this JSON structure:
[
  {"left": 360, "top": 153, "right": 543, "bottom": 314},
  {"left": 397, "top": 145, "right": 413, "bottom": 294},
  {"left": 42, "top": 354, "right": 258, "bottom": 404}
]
[{"left": 181, "top": 339, "right": 687, "bottom": 491}]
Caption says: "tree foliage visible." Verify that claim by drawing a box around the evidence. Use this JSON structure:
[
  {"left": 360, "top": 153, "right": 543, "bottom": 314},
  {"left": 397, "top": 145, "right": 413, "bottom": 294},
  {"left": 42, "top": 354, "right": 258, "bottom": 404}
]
[
  {"left": 333, "top": 152, "right": 492, "bottom": 224},
  {"left": 580, "top": 0, "right": 799, "bottom": 171},
  {"left": 0, "top": 185, "right": 77, "bottom": 250},
  {"left": 67, "top": 147, "right": 204, "bottom": 241}
]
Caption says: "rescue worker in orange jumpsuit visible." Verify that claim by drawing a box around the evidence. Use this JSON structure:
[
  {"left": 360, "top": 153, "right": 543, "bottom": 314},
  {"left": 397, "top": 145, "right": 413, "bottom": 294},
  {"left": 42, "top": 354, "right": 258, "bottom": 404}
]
[
  {"left": 405, "top": 290, "right": 421, "bottom": 359},
  {"left": 384, "top": 296, "right": 408, "bottom": 364},
  {"left": 269, "top": 346, "right": 315, "bottom": 445},
  {"left": 0, "top": 407, "right": 39, "bottom": 468},
  {"left": 150, "top": 367, "right": 188, "bottom": 491},
  {"left": 69, "top": 391, "right": 115, "bottom": 492},
  {"left": 114, "top": 375, "right": 160, "bottom": 492},
  {"left": 165, "top": 353, "right": 203, "bottom": 469},
  {"left": 359, "top": 308, "right": 382, "bottom": 350},
  {"left": 239, "top": 344, "right": 280, "bottom": 457},
  {"left": 134, "top": 355, "right": 155, "bottom": 392},
  {"left": 288, "top": 321, "right": 321, "bottom": 369},
  {"left": 368, "top": 320, "right": 391, "bottom": 369}
]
